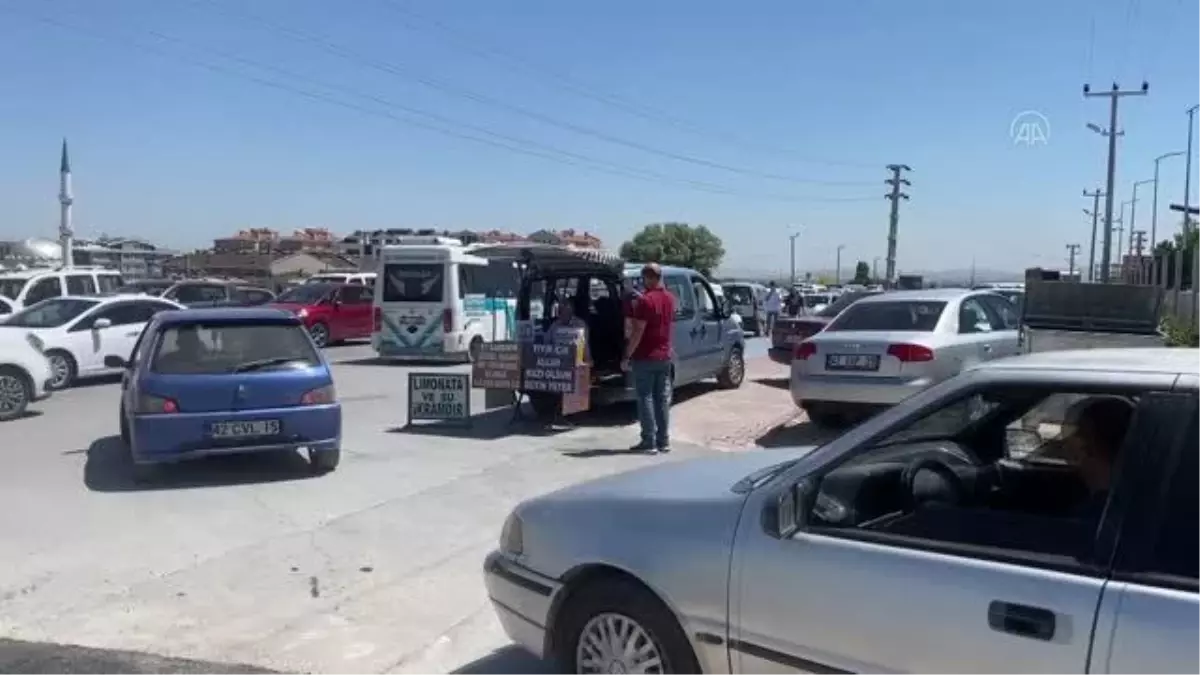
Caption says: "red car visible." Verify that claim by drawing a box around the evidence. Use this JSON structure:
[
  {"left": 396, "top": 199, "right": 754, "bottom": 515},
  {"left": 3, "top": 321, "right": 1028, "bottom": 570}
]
[{"left": 270, "top": 282, "right": 374, "bottom": 347}]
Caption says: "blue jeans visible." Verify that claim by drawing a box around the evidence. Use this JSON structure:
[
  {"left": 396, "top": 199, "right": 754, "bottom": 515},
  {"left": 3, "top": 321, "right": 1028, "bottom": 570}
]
[{"left": 632, "top": 360, "right": 672, "bottom": 447}]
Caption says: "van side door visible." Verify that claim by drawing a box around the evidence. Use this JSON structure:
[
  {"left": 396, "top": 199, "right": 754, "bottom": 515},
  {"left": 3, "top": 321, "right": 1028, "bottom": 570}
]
[
  {"left": 662, "top": 274, "right": 699, "bottom": 384},
  {"left": 689, "top": 275, "right": 726, "bottom": 376},
  {"left": 1090, "top": 393, "right": 1198, "bottom": 674}
]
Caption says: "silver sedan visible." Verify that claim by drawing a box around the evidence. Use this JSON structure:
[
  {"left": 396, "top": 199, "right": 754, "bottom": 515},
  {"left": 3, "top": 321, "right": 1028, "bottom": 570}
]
[
  {"left": 483, "top": 348, "right": 1199, "bottom": 673},
  {"left": 790, "top": 289, "right": 1020, "bottom": 427}
]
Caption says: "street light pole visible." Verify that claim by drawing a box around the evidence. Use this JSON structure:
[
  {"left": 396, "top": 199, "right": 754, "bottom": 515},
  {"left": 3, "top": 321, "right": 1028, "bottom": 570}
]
[
  {"left": 1130, "top": 179, "right": 1154, "bottom": 257},
  {"left": 1153, "top": 152, "right": 1185, "bottom": 249},
  {"left": 1184, "top": 104, "right": 1198, "bottom": 236},
  {"left": 835, "top": 244, "right": 845, "bottom": 285},
  {"left": 1083, "top": 188, "right": 1104, "bottom": 282}
]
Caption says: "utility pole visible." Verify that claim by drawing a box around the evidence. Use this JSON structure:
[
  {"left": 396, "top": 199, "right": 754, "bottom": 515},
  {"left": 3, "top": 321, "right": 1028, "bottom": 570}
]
[
  {"left": 1112, "top": 203, "right": 1125, "bottom": 281},
  {"left": 1083, "top": 188, "right": 1104, "bottom": 282},
  {"left": 1132, "top": 230, "right": 1147, "bottom": 284},
  {"left": 1084, "top": 81, "right": 1149, "bottom": 282},
  {"left": 1066, "top": 244, "right": 1081, "bottom": 279},
  {"left": 835, "top": 244, "right": 845, "bottom": 285},
  {"left": 884, "top": 164, "right": 911, "bottom": 286},
  {"left": 872, "top": 257, "right": 879, "bottom": 283},
  {"left": 788, "top": 229, "right": 801, "bottom": 287}
]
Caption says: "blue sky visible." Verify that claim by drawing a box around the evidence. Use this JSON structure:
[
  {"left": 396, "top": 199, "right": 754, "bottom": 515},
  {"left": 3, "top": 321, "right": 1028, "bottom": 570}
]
[{"left": 0, "top": 0, "right": 1196, "bottom": 274}]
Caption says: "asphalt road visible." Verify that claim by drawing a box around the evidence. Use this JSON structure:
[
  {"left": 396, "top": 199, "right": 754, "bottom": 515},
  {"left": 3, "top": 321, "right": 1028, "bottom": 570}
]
[{"left": 0, "top": 341, "right": 754, "bottom": 673}]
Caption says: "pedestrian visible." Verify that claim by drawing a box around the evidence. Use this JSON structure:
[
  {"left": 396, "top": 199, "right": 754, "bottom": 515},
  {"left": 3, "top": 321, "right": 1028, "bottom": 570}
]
[
  {"left": 763, "top": 281, "right": 782, "bottom": 335},
  {"left": 621, "top": 263, "right": 675, "bottom": 454}
]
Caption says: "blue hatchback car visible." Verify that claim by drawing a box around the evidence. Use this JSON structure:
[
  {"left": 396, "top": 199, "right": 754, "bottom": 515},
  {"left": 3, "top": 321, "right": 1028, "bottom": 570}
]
[{"left": 106, "top": 307, "right": 342, "bottom": 480}]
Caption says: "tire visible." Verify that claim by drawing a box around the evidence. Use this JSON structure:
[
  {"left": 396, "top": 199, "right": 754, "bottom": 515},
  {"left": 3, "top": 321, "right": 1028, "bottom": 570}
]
[
  {"left": 529, "top": 392, "right": 559, "bottom": 420},
  {"left": 119, "top": 404, "right": 130, "bottom": 446},
  {"left": 45, "top": 350, "right": 77, "bottom": 390},
  {"left": 716, "top": 347, "right": 745, "bottom": 389},
  {"left": 308, "top": 322, "right": 330, "bottom": 349},
  {"left": 0, "top": 366, "right": 32, "bottom": 422},
  {"left": 309, "top": 447, "right": 340, "bottom": 474},
  {"left": 555, "top": 577, "right": 699, "bottom": 675},
  {"left": 804, "top": 404, "right": 847, "bottom": 429},
  {"left": 468, "top": 336, "right": 484, "bottom": 363}
]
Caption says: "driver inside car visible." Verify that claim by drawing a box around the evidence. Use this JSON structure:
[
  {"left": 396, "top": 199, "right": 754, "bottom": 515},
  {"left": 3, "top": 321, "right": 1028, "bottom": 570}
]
[{"left": 1040, "top": 396, "right": 1136, "bottom": 518}]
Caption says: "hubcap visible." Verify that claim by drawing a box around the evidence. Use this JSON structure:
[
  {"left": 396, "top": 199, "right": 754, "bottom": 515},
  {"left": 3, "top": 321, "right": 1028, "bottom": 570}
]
[
  {"left": 49, "top": 356, "right": 70, "bottom": 388},
  {"left": 310, "top": 325, "right": 328, "bottom": 346},
  {"left": 0, "top": 374, "right": 26, "bottom": 412},
  {"left": 576, "top": 613, "right": 664, "bottom": 674},
  {"left": 730, "top": 353, "right": 744, "bottom": 384}
]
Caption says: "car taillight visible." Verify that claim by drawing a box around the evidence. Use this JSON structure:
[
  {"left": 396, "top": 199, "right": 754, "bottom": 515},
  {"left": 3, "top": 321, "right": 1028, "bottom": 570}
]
[
  {"left": 301, "top": 384, "right": 337, "bottom": 405},
  {"left": 373, "top": 307, "right": 382, "bottom": 332},
  {"left": 442, "top": 308, "right": 453, "bottom": 332},
  {"left": 887, "top": 343, "right": 935, "bottom": 362},
  {"left": 137, "top": 394, "right": 178, "bottom": 414},
  {"left": 794, "top": 341, "right": 817, "bottom": 360}
]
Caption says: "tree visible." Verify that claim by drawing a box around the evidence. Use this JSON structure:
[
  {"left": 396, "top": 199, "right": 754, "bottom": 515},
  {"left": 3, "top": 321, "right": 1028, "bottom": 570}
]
[
  {"left": 618, "top": 223, "right": 725, "bottom": 277},
  {"left": 852, "top": 261, "right": 871, "bottom": 285}
]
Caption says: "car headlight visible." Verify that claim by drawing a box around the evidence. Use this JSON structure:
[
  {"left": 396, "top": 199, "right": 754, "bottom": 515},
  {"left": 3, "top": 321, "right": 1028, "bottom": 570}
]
[
  {"left": 25, "top": 333, "right": 44, "bottom": 353},
  {"left": 500, "top": 512, "right": 524, "bottom": 556},
  {"left": 297, "top": 308, "right": 308, "bottom": 318}
]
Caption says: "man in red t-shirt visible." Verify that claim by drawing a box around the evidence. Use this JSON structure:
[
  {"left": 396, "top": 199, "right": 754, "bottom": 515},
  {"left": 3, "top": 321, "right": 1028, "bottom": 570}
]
[{"left": 622, "top": 263, "right": 676, "bottom": 453}]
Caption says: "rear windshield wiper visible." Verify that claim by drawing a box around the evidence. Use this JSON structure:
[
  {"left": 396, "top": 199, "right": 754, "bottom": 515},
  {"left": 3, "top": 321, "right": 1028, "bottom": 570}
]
[{"left": 232, "top": 357, "right": 301, "bottom": 373}]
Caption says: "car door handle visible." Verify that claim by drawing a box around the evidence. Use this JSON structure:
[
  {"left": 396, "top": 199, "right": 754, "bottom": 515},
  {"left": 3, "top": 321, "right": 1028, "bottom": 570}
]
[
  {"left": 987, "top": 601, "right": 1055, "bottom": 641},
  {"left": 125, "top": 331, "right": 140, "bottom": 337},
  {"left": 982, "top": 344, "right": 993, "bottom": 352}
]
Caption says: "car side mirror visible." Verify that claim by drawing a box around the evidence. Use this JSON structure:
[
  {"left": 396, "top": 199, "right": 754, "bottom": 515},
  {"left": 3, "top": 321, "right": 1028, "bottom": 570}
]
[
  {"left": 767, "top": 481, "right": 809, "bottom": 538},
  {"left": 103, "top": 355, "right": 128, "bottom": 369},
  {"left": 92, "top": 318, "right": 112, "bottom": 330}
]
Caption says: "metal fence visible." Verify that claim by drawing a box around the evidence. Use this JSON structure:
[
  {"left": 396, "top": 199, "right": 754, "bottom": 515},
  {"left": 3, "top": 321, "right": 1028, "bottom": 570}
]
[{"left": 1121, "top": 248, "right": 1198, "bottom": 326}]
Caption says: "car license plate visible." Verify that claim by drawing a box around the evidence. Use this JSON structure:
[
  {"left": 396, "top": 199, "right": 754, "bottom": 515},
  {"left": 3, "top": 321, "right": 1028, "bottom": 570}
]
[
  {"left": 785, "top": 333, "right": 807, "bottom": 345},
  {"left": 209, "top": 420, "right": 281, "bottom": 438},
  {"left": 826, "top": 354, "right": 880, "bottom": 371}
]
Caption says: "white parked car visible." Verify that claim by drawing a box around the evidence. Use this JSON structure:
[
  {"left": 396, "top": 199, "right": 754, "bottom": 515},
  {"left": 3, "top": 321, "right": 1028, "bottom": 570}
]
[
  {"left": 0, "top": 266, "right": 123, "bottom": 311},
  {"left": 0, "top": 329, "right": 53, "bottom": 421},
  {"left": 0, "top": 295, "right": 183, "bottom": 389}
]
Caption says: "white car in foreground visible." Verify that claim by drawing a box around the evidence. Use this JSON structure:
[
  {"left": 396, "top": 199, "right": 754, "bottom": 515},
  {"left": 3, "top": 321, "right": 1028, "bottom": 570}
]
[
  {"left": 0, "top": 295, "right": 183, "bottom": 389},
  {"left": 0, "top": 329, "right": 53, "bottom": 421}
]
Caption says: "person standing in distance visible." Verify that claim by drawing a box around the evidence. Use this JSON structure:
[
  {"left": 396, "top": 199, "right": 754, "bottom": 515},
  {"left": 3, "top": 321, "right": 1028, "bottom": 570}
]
[
  {"left": 763, "top": 281, "right": 783, "bottom": 334},
  {"left": 621, "top": 263, "right": 675, "bottom": 454}
]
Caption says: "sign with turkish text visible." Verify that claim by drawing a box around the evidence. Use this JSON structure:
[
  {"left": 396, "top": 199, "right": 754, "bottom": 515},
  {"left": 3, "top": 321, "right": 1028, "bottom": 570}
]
[{"left": 407, "top": 372, "right": 470, "bottom": 423}]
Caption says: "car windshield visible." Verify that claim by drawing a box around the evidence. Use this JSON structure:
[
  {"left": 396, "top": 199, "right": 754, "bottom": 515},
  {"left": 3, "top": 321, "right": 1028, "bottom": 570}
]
[
  {"left": 803, "top": 294, "right": 831, "bottom": 308},
  {"left": 725, "top": 286, "right": 754, "bottom": 305},
  {"left": 382, "top": 263, "right": 444, "bottom": 303},
  {"left": 827, "top": 300, "right": 947, "bottom": 331},
  {"left": 276, "top": 284, "right": 334, "bottom": 304},
  {"left": 150, "top": 321, "right": 321, "bottom": 374},
  {"left": 3, "top": 298, "right": 100, "bottom": 328},
  {"left": 0, "top": 279, "right": 28, "bottom": 300},
  {"left": 817, "top": 291, "right": 878, "bottom": 318},
  {"left": 307, "top": 275, "right": 347, "bottom": 284}
]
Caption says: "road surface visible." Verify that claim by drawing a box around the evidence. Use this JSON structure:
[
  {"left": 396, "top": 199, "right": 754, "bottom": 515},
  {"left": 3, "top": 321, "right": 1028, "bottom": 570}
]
[{"left": 1, "top": 339, "right": 788, "bottom": 673}]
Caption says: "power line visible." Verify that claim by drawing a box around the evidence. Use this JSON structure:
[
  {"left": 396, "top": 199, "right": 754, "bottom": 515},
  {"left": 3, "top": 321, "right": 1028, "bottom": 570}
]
[
  {"left": 3, "top": 7, "right": 880, "bottom": 206},
  {"left": 376, "top": 0, "right": 877, "bottom": 170},
  {"left": 187, "top": 0, "right": 875, "bottom": 188}
]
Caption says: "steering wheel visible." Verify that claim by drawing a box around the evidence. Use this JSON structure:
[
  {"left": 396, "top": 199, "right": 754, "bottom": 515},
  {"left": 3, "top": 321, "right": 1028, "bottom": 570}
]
[{"left": 901, "top": 458, "right": 967, "bottom": 509}]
